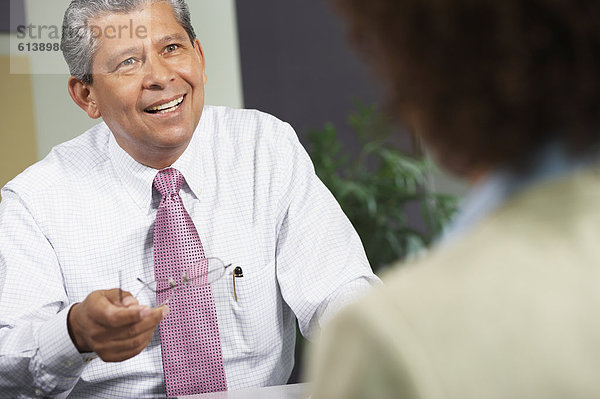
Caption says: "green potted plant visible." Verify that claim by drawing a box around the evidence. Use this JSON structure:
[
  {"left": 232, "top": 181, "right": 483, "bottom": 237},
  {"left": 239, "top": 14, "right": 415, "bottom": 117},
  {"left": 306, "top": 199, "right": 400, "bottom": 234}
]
[
  {"left": 291, "top": 103, "right": 458, "bottom": 384},
  {"left": 307, "top": 102, "right": 457, "bottom": 272}
]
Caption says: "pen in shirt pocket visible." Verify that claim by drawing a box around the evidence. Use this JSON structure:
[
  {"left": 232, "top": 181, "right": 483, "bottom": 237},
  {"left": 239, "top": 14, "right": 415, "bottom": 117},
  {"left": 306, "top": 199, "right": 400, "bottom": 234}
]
[{"left": 232, "top": 266, "right": 244, "bottom": 301}]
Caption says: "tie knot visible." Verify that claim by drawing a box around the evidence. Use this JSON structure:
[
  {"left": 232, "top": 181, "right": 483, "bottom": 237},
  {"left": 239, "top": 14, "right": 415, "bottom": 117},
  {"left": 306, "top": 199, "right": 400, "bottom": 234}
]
[{"left": 153, "top": 168, "right": 185, "bottom": 197}]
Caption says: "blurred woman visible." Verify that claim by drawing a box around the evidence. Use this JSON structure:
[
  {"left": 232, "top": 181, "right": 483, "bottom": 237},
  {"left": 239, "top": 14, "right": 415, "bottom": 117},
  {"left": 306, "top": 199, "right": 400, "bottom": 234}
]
[{"left": 309, "top": 1, "right": 600, "bottom": 398}]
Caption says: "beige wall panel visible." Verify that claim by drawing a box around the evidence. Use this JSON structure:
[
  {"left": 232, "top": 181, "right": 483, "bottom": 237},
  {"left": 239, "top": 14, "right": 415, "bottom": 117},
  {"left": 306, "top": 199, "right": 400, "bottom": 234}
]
[{"left": 0, "top": 55, "right": 37, "bottom": 190}]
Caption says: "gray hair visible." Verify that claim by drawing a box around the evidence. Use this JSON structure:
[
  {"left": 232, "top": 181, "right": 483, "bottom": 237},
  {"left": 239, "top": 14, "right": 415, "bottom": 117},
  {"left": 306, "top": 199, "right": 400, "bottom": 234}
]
[{"left": 61, "top": 0, "right": 196, "bottom": 84}]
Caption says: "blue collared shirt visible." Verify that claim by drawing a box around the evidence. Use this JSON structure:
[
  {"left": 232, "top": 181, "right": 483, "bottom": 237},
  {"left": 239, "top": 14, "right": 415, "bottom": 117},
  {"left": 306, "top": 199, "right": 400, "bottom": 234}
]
[{"left": 441, "top": 140, "right": 598, "bottom": 245}]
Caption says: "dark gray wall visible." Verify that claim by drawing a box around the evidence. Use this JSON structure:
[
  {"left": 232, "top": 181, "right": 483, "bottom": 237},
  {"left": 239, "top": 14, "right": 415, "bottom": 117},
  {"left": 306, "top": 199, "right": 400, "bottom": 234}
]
[
  {"left": 3, "top": 1, "right": 26, "bottom": 33},
  {"left": 235, "top": 0, "right": 389, "bottom": 154}
]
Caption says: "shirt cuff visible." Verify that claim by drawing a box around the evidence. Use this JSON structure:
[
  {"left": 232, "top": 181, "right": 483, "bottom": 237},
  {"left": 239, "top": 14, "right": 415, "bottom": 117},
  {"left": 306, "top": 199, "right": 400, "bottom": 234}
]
[
  {"left": 320, "top": 276, "right": 380, "bottom": 328},
  {"left": 37, "top": 304, "right": 92, "bottom": 377}
]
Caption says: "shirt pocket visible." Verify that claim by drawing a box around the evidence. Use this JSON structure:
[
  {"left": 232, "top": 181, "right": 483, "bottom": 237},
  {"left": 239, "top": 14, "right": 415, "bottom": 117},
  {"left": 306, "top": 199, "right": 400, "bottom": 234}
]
[
  {"left": 227, "top": 259, "right": 275, "bottom": 308},
  {"left": 220, "top": 260, "right": 280, "bottom": 357}
]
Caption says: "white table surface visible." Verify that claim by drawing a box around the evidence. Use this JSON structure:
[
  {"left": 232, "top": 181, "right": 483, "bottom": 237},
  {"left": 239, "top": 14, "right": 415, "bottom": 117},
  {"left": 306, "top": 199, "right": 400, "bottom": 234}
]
[{"left": 179, "top": 383, "right": 311, "bottom": 399}]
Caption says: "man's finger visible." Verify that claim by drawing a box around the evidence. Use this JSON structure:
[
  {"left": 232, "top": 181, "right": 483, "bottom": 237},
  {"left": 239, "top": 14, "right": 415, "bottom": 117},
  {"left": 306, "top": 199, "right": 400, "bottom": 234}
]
[
  {"left": 103, "top": 288, "right": 138, "bottom": 307},
  {"left": 91, "top": 306, "right": 168, "bottom": 362},
  {"left": 99, "top": 305, "right": 167, "bottom": 341},
  {"left": 94, "top": 331, "right": 153, "bottom": 362},
  {"left": 92, "top": 300, "right": 145, "bottom": 327}
]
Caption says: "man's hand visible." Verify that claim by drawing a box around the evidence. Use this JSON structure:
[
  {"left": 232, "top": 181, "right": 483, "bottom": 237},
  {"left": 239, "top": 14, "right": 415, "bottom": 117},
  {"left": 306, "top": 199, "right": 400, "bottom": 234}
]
[{"left": 67, "top": 289, "right": 168, "bottom": 362}]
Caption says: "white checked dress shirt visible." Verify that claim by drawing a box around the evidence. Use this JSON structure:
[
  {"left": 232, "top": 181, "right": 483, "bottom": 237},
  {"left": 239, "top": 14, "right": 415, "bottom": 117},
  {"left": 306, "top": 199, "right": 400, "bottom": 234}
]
[{"left": 0, "top": 105, "right": 378, "bottom": 398}]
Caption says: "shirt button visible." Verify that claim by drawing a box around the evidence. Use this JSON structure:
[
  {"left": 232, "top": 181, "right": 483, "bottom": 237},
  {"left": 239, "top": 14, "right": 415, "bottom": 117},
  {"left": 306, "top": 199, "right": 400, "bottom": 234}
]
[
  {"left": 66, "top": 360, "right": 74, "bottom": 367},
  {"left": 35, "top": 388, "right": 42, "bottom": 396}
]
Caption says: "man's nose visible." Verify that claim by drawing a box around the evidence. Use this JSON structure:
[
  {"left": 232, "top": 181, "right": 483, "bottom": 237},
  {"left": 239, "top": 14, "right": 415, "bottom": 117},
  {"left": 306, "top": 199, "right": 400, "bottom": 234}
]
[{"left": 142, "top": 53, "right": 174, "bottom": 89}]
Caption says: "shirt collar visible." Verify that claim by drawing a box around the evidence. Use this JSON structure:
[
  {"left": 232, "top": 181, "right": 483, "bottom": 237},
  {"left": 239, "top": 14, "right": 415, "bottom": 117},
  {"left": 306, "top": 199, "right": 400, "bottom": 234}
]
[
  {"left": 109, "top": 132, "right": 157, "bottom": 211},
  {"left": 108, "top": 110, "right": 209, "bottom": 211},
  {"left": 170, "top": 118, "right": 205, "bottom": 202},
  {"left": 440, "top": 140, "right": 600, "bottom": 244}
]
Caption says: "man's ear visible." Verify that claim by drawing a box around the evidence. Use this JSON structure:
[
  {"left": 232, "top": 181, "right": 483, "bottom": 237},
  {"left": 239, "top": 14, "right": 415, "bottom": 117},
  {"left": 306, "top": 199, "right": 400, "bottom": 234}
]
[{"left": 68, "top": 77, "right": 101, "bottom": 119}]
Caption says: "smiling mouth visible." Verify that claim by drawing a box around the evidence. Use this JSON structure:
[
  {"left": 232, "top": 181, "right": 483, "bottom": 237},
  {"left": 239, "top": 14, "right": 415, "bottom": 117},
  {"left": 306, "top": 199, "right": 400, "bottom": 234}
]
[{"left": 144, "top": 95, "right": 185, "bottom": 114}]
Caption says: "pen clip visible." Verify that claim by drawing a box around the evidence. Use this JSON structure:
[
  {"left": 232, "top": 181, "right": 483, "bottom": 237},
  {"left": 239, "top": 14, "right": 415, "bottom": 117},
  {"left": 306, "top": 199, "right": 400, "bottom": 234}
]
[{"left": 232, "top": 272, "right": 237, "bottom": 302}]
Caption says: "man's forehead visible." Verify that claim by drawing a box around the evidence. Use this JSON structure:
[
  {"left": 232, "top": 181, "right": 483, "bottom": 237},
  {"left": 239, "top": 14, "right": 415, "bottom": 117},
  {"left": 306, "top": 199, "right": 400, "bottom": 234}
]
[
  {"left": 90, "top": 2, "right": 184, "bottom": 42},
  {"left": 91, "top": 7, "right": 188, "bottom": 54}
]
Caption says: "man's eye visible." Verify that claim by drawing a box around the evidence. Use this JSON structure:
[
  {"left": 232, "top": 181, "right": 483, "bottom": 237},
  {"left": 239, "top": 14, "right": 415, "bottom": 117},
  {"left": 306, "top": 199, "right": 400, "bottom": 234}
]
[
  {"left": 165, "top": 44, "right": 179, "bottom": 52},
  {"left": 119, "top": 58, "right": 136, "bottom": 68}
]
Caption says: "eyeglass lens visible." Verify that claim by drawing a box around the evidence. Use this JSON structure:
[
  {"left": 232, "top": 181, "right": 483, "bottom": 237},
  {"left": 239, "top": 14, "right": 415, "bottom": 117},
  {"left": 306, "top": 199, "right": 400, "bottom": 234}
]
[{"left": 138, "top": 258, "right": 228, "bottom": 306}]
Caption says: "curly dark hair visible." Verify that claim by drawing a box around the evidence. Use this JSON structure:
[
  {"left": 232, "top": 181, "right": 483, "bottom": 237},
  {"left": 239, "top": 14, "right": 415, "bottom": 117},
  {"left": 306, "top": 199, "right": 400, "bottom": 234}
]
[{"left": 330, "top": 0, "right": 600, "bottom": 176}]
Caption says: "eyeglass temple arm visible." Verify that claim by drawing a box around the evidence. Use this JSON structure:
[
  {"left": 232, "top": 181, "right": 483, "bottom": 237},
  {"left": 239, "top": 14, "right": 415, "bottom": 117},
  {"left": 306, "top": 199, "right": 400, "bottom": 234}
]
[
  {"left": 118, "top": 270, "right": 123, "bottom": 303},
  {"left": 136, "top": 277, "right": 171, "bottom": 295},
  {"left": 193, "top": 262, "right": 234, "bottom": 274},
  {"left": 183, "top": 263, "right": 234, "bottom": 285}
]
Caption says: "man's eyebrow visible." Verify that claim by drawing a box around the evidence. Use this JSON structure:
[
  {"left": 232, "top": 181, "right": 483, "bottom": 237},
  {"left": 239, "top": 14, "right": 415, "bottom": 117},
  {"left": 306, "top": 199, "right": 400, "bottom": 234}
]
[{"left": 155, "top": 33, "right": 191, "bottom": 46}]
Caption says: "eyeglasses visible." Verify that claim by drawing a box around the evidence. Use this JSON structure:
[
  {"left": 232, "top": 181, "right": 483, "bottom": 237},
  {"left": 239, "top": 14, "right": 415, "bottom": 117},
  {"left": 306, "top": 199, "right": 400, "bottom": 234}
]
[{"left": 119, "top": 257, "right": 241, "bottom": 307}]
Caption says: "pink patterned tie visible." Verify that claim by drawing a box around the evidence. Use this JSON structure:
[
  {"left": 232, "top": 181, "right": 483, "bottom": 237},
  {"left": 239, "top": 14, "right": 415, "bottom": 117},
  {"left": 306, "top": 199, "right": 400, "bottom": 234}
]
[{"left": 153, "top": 168, "right": 227, "bottom": 396}]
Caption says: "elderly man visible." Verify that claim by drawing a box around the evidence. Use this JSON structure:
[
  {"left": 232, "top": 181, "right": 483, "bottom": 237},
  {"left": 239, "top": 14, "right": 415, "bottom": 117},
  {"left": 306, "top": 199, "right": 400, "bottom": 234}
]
[
  {"left": 0, "top": 0, "right": 378, "bottom": 397},
  {"left": 309, "top": 0, "right": 600, "bottom": 398}
]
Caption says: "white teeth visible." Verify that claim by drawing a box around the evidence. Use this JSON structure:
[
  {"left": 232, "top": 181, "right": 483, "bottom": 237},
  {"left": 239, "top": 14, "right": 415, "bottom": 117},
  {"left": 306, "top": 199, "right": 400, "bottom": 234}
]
[{"left": 146, "top": 96, "right": 184, "bottom": 112}]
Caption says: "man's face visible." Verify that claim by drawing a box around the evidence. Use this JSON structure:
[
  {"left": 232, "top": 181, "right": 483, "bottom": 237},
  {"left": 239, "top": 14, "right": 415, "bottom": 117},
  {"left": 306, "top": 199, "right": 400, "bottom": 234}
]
[{"left": 86, "top": 2, "right": 206, "bottom": 168}]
